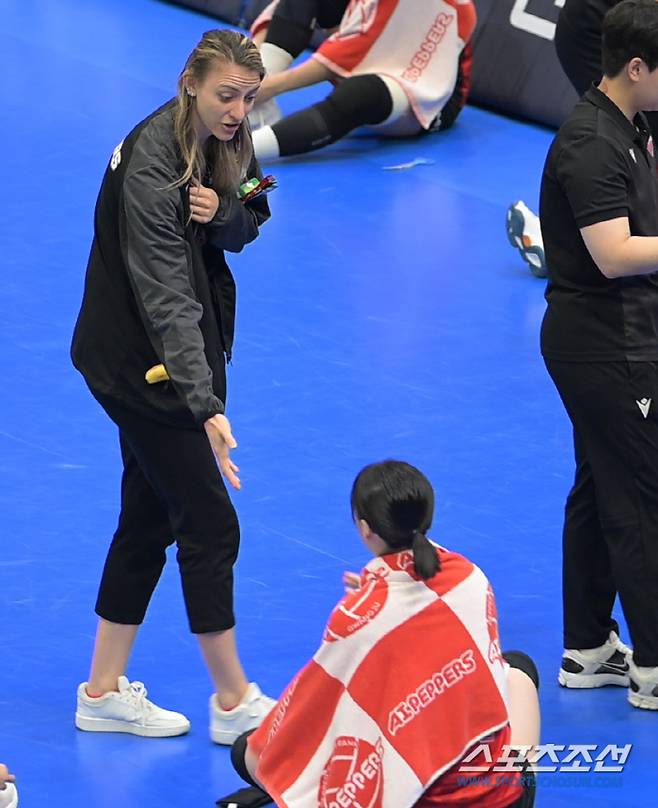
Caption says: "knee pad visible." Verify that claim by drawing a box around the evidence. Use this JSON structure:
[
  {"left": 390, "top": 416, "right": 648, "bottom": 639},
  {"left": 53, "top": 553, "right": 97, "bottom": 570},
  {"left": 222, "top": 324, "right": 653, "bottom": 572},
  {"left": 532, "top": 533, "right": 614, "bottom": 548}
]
[
  {"left": 268, "top": 1, "right": 348, "bottom": 56},
  {"left": 271, "top": 74, "right": 393, "bottom": 156},
  {"left": 503, "top": 650, "right": 540, "bottom": 690},
  {"left": 316, "top": 0, "right": 350, "bottom": 29},
  {"left": 320, "top": 74, "right": 394, "bottom": 132},
  {"left": 266, "top": 15, "right": 314, "bottom": 58},
  {"left": 231, "top": 729, "right": 261, "bottom": 787}
]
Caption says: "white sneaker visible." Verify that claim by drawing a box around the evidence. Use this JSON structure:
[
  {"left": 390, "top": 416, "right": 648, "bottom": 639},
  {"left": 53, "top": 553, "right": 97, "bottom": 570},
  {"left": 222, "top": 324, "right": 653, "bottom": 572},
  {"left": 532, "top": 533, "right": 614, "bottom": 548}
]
[
  {"left": 0, "top": 782, "right": 18, "bottom": 808},
  {"left": 506, "top": 200, "right": 547, "bottom": 278},
  {"left": 628, "top": 660, "right": 658, "bottom": 710},
  {"left": 248, "top": 99, "right": 283, "bottom": 131},
  {"left": 210, "top": 682, "right": 276, "bottom": 745},
  {"left": 558, "top": 631, "right": 631, "bottom": 688},
  {"left": 75, "top": 676, "right": 190, "bottom": 737}
]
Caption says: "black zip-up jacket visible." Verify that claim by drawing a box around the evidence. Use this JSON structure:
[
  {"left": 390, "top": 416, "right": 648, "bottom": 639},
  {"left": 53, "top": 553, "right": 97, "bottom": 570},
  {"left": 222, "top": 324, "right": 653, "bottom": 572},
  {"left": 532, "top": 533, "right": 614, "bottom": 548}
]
[{"left": 71, "top": 101, "right": 270, "bottom": 428}]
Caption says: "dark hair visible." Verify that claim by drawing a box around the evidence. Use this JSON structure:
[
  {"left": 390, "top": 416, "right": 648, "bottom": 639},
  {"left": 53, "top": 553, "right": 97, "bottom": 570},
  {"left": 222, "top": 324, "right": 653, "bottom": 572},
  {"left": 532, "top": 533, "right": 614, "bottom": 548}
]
[
  {"left": 350, "top": 460, "right": 439, "bottom": 580},
  {"left": 602, "top": 0, "right": 658, "bottom": 78}
]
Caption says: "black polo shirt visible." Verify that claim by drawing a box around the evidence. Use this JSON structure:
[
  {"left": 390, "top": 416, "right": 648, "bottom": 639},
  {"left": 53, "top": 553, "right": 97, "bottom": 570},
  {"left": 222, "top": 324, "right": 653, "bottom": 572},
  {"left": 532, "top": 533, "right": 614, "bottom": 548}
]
[{"left": 540, "top": 85, "right": 658, "bottom": 361}]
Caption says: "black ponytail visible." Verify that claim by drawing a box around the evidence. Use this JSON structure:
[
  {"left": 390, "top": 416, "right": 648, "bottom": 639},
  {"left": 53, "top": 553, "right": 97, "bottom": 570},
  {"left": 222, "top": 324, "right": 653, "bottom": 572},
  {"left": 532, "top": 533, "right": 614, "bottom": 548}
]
[
  {"left": 411, "top": 529, "right": 440, "bottom": 580},
  {"left": 351, "top": 460, "right": 441, "bottom": 580}
]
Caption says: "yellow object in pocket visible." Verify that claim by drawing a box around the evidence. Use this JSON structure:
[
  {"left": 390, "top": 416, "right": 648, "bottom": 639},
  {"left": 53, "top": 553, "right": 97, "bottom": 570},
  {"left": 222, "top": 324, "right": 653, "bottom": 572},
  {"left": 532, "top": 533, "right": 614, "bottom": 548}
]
[{"left": 145, "top": 364, "right": 170, "bottom": 384}]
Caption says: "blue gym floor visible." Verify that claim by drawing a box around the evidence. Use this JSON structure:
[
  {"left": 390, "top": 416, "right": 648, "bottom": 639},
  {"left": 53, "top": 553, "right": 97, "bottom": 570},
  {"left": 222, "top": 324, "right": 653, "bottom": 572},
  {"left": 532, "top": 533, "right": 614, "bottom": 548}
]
[{"left": 1, "top": 0, "right": 654, "bottom": 805}]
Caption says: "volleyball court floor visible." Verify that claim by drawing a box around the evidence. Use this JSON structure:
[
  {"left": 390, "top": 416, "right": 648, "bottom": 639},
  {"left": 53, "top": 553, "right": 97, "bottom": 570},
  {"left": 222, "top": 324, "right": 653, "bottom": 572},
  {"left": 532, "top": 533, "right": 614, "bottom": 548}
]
[{"left": 1, "top": 0, "right": 655, "bottom": 805}]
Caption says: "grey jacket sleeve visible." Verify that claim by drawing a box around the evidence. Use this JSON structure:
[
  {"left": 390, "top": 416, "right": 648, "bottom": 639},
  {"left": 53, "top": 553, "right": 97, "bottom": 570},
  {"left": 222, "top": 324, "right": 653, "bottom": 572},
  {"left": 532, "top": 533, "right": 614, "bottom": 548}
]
[{"left": 121, "top": 162, "right": 224, "bottom": 423}]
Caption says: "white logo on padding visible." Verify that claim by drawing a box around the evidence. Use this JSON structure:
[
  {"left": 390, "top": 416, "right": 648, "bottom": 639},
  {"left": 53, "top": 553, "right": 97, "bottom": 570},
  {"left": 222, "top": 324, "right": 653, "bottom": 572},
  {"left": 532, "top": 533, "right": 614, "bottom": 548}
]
[
  {"left": 510, "top": 0, "right": 565, "bottom": 41},
  {"left": 629, "top": 148, "right": 637, "bottom": 164},
  {"left": 110, "top": 139, "right": 124, "bottom": 171},
  {"left": 636, "top": 398, "right": 652, "bottom": 419}
]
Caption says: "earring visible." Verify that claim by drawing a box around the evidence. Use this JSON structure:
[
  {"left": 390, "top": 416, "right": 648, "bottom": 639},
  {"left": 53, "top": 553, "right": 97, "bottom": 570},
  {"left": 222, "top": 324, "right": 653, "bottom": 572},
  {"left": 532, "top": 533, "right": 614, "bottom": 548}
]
[{"left": 187, "top": 89, "right": 196, "bottom": 97}]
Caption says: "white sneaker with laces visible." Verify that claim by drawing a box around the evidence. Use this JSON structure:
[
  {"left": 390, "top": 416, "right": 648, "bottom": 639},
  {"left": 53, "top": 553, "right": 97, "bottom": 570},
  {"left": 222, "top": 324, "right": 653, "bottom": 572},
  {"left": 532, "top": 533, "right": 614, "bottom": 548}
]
[
  {"left": 506, "top": 200, "right": 547, "bottom": 278},
  {"left": 210, "top": 682, "right": 276, "bottom": 745},
  {"left": 75, "top": 676, "right": 190, "bottom": 737},
  {"left": 628, "top": 660, "right": 658, "bottom": 710},
  {"left": 248, "top": 99, "right": 283, "bottom": 131},
  {"left": 558, "top": 630, "right": 631, "bottom": 688},
  {"left": 0, "top": 783, "right": 18, "bottom": 808}
]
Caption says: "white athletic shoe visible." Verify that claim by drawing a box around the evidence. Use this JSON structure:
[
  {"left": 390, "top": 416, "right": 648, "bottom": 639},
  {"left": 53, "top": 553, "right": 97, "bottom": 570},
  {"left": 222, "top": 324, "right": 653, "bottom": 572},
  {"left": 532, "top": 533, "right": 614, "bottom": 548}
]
[
  {"left": 0, "top": 783, "right": 18, "bottom": 808},
  {"left": 75, "top": 676, "right": 190, "bottom": 737},
  {"left": 628, "top": 660, "right": 658, "bottom": 710},
  {"left": 506, "top": 200, "right": 547, "bottom": 278},
  {"left": 558, "top": 631, "right": 631, "bottom": 688},
  {"left": 248, "top": 99, "right": 283, "bottom": 131},
  {"left": 210, "top": 682, "right": 276, "bottom": 745}
]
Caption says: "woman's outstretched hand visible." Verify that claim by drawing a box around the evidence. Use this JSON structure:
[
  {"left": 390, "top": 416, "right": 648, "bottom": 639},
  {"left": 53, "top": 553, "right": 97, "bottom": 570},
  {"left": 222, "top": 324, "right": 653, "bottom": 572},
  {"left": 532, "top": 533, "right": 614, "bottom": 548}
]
[{"left": 204, "top": 414, "right": 240, "bottom": 490}]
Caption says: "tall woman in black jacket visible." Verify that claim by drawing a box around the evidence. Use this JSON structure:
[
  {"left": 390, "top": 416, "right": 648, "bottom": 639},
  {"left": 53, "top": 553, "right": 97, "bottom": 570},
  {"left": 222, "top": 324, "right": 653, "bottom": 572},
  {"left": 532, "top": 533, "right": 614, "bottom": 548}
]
[{"left": 71, "top": 29, "right": 275, "bottom": 743}]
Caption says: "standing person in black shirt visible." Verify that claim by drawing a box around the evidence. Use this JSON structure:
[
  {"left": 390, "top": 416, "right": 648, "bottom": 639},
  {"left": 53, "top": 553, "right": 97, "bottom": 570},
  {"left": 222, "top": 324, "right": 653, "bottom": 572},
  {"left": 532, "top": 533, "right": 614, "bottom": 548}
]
[
  {"left": 507, "top": 0, "right": 658, "bottom": 277},
  {"left": 555, "top": 0, "right": 621, "bottom": 97},
  {"left": 555, "top": 0, "right": 658, "bottom": 136},
  {"left": 71, "top": 29, "right": 276, "bottom": 740},
  {"left": 540, "top": 0, "right": 658, "bottom": 710}
]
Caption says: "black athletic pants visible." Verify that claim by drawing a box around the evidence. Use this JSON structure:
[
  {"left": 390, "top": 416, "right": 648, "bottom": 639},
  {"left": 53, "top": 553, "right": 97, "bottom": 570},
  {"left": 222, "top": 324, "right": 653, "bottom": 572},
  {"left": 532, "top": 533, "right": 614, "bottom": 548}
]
[
  {"left": 545, "top": 360, "right": 658, "bottom": 666},
  {"left": 92, "top": 393, "right": 240, "bottom": 634}
]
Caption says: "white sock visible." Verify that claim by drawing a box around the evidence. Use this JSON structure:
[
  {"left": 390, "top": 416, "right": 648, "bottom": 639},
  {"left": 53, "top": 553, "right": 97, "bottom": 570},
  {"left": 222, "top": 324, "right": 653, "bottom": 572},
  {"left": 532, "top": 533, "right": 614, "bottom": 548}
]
[
  {"left": 260, "top": 42, "right": 293, "bottom": 76},
  {"left": 252, "top": 125, "right": 281, "bottom": 161},
  {"left": 378, "top": 75, "right": 411, "bottom": 124}
]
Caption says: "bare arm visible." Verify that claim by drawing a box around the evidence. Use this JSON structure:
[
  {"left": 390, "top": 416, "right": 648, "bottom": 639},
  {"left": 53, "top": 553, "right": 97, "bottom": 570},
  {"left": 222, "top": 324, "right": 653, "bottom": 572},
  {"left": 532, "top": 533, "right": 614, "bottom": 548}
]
[
  {"left": 581, "top": 217, "right": 658, "bottom": 278},
  {"left": 256, "top": 57, "right": 334, "bottom": 104}
]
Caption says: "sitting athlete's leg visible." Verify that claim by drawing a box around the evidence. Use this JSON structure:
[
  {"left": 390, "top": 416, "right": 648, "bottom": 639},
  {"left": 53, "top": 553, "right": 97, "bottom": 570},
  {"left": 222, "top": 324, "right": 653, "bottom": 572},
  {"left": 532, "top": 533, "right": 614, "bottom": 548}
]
[
  {"left": 503, "top": 651, "right": 540, "bottom": 749},
  {"left": 252, "top": 74, "right": 394, "bottom": 159}
]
